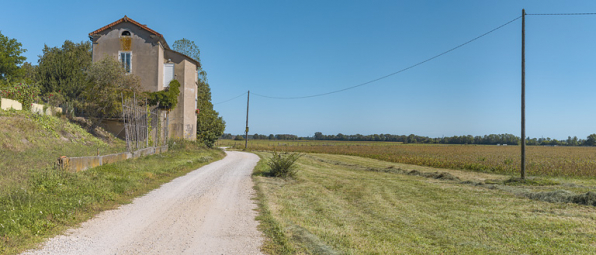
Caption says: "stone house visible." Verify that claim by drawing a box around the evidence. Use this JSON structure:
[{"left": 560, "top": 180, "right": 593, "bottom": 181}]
[{"left": 88, "top": 16, "right": 198, "bottom": 140}]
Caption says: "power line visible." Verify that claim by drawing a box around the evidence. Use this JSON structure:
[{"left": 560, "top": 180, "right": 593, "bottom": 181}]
[
  {"left": 252, "top": 15, "right": 522, "bottom": 100},
  {"left": 527, "top": 12, "right": 596, "bottom": 16},
  {"left": 213, "top": 92, "right": 247, "bottom": 105}
]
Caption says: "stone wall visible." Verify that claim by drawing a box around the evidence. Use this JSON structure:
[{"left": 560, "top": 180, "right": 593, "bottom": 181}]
[
  {"left": 58, "top": 145, "right": 168, "bottom": 172},
  {"left": 31, "top": 103, "right": 62, "bottom": 116},
  {"left": 0, "top": 98, "right": 22, "bottom": 111}
]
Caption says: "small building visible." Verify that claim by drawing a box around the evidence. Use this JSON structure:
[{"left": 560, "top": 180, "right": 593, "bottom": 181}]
[{"left": 88, "top": 16, "right": 198, "bottom": 140}]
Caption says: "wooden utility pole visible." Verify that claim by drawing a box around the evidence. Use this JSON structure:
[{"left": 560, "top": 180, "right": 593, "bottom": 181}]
[
  {"left": 521, "top": 9, "right": 526, "bottom": 179},
  {"left": 245, "top": 90, "right": 250, "bottom": 149}
]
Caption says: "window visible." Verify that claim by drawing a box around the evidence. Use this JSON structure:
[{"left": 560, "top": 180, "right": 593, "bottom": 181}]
[
  {"left": 163, "top": 63, "right": 174, "bottom": 87},
  {"left": 121, "top": 30, "right": 131, "bottom": 37},
  {"left": 119, "top": 51, "right": 132, "bottom": 73}
]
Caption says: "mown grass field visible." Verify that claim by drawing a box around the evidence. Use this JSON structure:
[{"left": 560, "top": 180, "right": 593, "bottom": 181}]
[
  {"left": 0, "top": 109, "right": 225, "bottom": 254},
  {"left": 252, "top": 152, "right": 596, "bottom": 254},
  {"left": 220, "top": 139, "right": 596, "bottom": 177}
]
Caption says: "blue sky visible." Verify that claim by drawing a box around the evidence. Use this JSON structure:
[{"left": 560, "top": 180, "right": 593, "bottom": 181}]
[{"left": 2, "top": 0, "right": 596, "bottom": 139}]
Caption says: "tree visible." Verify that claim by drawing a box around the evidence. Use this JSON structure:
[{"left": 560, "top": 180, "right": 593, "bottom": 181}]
[
  {"left": 21, "top": 62, "right": 37, "bottom": 83},
  {"left": 36, "top": 40, "right": 92, "bottom": 101},
  {"left": 0, "top": 31, "right": 27, "bottom": 83},
  {"left": 172, "top": 38, "right": 201, "bottom": 64},
  {"left": 314, "top": 132, "right": 323, "bottom": 140},
  {"left": 586, "top": 134, "right": 596, "bottom": 146},
  {"left": 195, "top": 78, "right": 225, "bottom": 147},
  {"left": 83, "top": 56, "right": 142, "bottom": 128},
  {"left": 173, "top": 38, "right": 226, "bottom": 147}
]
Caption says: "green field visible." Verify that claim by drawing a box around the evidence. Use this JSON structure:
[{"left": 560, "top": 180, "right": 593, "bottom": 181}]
[
  {"left": 220, "top": 139, "right": 596, "bottom": 177},
  {"left": 252, "top": 151, "right": 596, "bottom": 254}
]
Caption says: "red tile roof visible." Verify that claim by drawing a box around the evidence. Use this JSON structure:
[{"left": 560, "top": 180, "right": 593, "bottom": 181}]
[{"left": 89, "top": 15, "right": 163, "bottom": 38}]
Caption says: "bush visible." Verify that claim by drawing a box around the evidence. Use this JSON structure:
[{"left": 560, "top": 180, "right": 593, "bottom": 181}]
[
  {"left": 146, "top": 80, "right": 180, "bottom": 110},
  {"left": 267, "top": 151, "right": 302, "bottom": 178},
  {"left": 0, "top": 82, "right": 41, "bottom": 110}
]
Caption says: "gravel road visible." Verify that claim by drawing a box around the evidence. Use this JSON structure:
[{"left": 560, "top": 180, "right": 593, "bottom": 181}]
[{"left": 23, "top": 151, "right": 263, "bottom": 255}]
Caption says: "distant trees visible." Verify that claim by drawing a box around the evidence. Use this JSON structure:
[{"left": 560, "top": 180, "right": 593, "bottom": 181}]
[
  {"left": 252, "top": 133, "right": 268, "bottom": 139},
  {"left": 586, "top": 134, "right": 596, "bottom": 146},
  {"left": 224, "top": 131, "right": 596, "bottom": 146},
  {"left": 220, "top": 133, "right": 233, "bottom": 139},
  {"left": 309, "top": 132, "right": 595, "bottom": 146}
]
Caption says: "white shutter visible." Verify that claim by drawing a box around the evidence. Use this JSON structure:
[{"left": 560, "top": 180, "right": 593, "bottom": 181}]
[{"left": 163, "top": 63, "right": 174, "bottom": 88}]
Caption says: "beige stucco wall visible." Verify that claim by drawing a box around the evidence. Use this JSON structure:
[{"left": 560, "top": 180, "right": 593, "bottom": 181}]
[
  {"left": 183, "top": 60, "right": 198, "bottom": 140},
  {"left": 91, "top": 23, "right": 160, "bottom": 92},
  {"left": 157, "top": 44, "right": 165, "bottom": 91},
  {"left": 163, "top": 50, "right": 198, "bottom": 141}
]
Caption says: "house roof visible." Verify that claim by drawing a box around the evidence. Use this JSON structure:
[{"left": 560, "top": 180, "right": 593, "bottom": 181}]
[
  {"left": 164, "top": 48, "right": 201, "bottom": 68},
  {"left": 89, "top": 15, "right": 201, "bottom": 68},
  {"left": 89, "top": 15, "right": 170, "bottom": 49}
]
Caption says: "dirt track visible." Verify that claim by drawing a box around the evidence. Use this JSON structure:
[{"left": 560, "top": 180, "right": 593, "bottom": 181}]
[{"left": 23, "top": 151, "right": 263, "bottom": 255}]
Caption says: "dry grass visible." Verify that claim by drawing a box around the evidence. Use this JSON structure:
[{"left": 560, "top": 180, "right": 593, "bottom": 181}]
[
  {"left": 223, "top": 139, "right": 596, "bottom": 177},
  {"left": 253, "top": 152, "right": 596, "bottom": 254}
]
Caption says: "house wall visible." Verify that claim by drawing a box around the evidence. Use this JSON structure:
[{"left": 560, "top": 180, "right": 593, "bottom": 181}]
[
  {"left": 157, "top": 44, "right": 165, "bottom": 91},
  {"left": 90, "top": 20, "right": 197, "bottom": 141},
  {"left": 183, "top": 60, "right": 198, "bottom": 139},
  {"left": 91, "top": 23, "right": 160, "bottom": 92},
  {"left": 164, "top": 50, "right": 197, "bottom": 141}
]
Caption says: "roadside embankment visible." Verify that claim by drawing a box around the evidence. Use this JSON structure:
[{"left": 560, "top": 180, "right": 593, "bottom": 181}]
[{"left": 0, "top": 108, "right": 226, "bottom": 254}]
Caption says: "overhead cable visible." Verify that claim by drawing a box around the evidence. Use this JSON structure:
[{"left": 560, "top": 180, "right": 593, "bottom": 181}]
[
  {"left": 252, "top": 15, "right": 522, "bottom": 99},
  {"left": 213, "top": 92, "right": 247, "bottom": 105},
  {"left": 527, "top": 12, "right": 596, "bottom": 16}
]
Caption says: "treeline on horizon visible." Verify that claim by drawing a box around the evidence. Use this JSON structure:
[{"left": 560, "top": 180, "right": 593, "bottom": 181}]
[{"left": 221, "top": 132, "right": 596, "bottom": 146}]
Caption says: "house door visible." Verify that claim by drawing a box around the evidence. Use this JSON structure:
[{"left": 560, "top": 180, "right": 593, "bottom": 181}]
[{"left": 164, "top": 63, "right": 174, "bottom": 88}]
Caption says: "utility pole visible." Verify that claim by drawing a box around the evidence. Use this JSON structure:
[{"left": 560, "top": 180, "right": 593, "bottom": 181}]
[
  {"left": 245, "top": 90, "right": 250, "bottom": 150},
  {"left": 521, "top": 9, "right": 526, "bottom": 179}
]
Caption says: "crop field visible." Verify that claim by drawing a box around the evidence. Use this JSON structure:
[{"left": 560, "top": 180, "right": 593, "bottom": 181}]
[{"left": 220, "top": 139, "right": 596, "bottom": 177}]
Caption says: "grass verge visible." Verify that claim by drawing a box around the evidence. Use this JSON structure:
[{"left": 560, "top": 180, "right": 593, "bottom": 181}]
[
  {"left": 0, "top": 140, "right": 224, "bottom": 254},
  {"left": 0, "top": 109, "right": 126, "bottom": 193},
  {"left": 252, "top": 155, "right": 294, "bottom": 254},
  {"left": 253, "top": 152, "right": 596, "bottom": 254}
]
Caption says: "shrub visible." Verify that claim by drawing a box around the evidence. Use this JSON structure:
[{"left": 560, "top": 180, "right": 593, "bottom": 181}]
[
  {"left": 267, "top": 151, "right": 302, "bottom": 178},
  {"left": 0, "top": 82, "right": 41, "bottom": 110},
  {"left": 146, "top": 80, "right": 180, "bottom": 110}
]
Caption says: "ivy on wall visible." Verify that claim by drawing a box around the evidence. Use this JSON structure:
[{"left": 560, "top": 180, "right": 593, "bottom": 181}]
[{"left": 146, "top": 80, "right": 180, "bottom": 110}]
